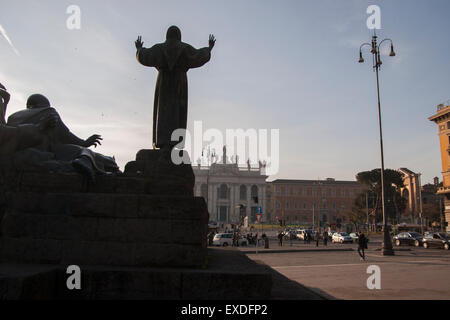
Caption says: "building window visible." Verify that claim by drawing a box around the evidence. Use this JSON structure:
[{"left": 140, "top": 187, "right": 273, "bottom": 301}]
[
  {"left": 303, "top": 188, "right": 307, "bottom": 196},
  {"left": 322, "top": 189, "right": 327, "bottom": 197},
  {"left": 294, "top": 188, "right": 299, "bottom": 195},
  {"left": 312, "top": 188, "right": 316, "bottom": 196},
  {"left": 332, "top": 188, "right": 336, "bottom": 197},
  {"left": 276, "top": 201, "right": 280, "bottom": 209},
  {"left": 447, "top": 121, "right": 450, "bottom": 130},
  {"left": 285, "top": 200, "right": 290, "bottom": 209},
  {"left": 276, "top": 187, "right": 281, "bottom": 195},
  {"left": 294, "top": 200, "right": 299, "bottom": 209},
  {"left": 201, "top": 184, "right": 208, "bottom": 200},
  {"left": 286, "top": 187, "right": 290, "bottom": 195},
  {"left": 303, "top": 202, "right": 307, "bottom": 209},
  {"left": 219, "top": 184, "right": 228, "bottom": 199},
  {"left": 251, "top": 185, "right": 258, "bottom": 202},
  {"left": 240, "top": 185, "right": 247, "bottom": 200},
  {"left": 349, "top": 189, "right": 353, "bottom": 197},
  {"left": 341, "top": 189, "right": 346, "bottom": 197}
]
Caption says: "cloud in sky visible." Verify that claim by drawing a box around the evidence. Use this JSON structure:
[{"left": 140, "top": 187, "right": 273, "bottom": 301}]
[{"left": 0, "top": 24, "right": 20, "bottom": 56}]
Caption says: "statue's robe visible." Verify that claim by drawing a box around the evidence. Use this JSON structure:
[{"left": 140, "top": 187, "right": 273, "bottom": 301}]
[
  {"left": 137, "top": 40, "right": 211, "bottom": 148},
  {"left": 0, "top": 99, "right": 44, "bottom": 156},
  {"left": 7, "top": 107, "right": 118, "bottom": 173},
  {"left": 0, "top": 124, "right": 44, "bottom": 156}
]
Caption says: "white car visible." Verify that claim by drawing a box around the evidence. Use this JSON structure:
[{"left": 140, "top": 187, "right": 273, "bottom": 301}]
[
  {"left": 332, "top": 232, "right": 353, "bottom": 243},
  {"left": 296, "top": 229, "right": 315, "bottom": 241},
  {"left": 212, "top": 233, "right": 248, "bottom": 247}
]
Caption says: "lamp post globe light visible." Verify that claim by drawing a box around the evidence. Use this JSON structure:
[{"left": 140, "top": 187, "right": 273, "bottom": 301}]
[{"left": 358, "top": 32, "right": 396, "bottom": 256}]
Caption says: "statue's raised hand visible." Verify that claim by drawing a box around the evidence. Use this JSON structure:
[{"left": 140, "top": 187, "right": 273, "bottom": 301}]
[
  {"left": 209, "top": 34, "right": 216, "bottom": 50},
  {"left": 84, "top": 134, "right": 103, "bottom": 148},
  {"left": 135, "top": 36, "right": 144, "bottom": 50},
  {"left": 0, "top": 82, "right": 10, "bottom": 105}
]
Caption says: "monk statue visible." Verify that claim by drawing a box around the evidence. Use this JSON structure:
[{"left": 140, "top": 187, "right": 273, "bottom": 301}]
[
  {"left": 5, "top": 91, "right": 119, "bottom": 181},
  {"left": 135, "top": 26, "right": 215, "bottom": 151}
]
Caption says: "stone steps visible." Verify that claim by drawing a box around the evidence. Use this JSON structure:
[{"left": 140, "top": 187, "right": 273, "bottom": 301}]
[
  {"left": 8, "top": 192, "right": 206, "bottom": 220},
  {"left": 1, "top": 192, "right": 208, "bottom": 267},
  {"left": 13, "top": 172, "right": 193, "bottom": 196}
]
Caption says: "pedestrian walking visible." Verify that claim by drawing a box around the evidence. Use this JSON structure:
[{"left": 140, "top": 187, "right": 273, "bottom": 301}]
[
  {"left": 315, "top": 230, "right": 319, "bottom": 247},
  {"left": 208, "top": 231, "right": 214, "bottom": 246},
  {"left": 358, "top": 232, "right": 367, "bottom": 261},
  {"left": 323, "top": 230, "right": 328, "bottom": 246},
  {"left": 278, "top": 231, "right": 283, "bottom": 246}
]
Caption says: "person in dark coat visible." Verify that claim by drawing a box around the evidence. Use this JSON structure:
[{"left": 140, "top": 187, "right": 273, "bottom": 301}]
[
  {"left": 323, "top": 230, "right": 328, "bottom": 246},
  {"left": 278, "top": 232, "right": 283, "bottom": 246},
  {"left": 358, "top": 232, "right": 367, "bottom": 261},
  {"left": 315, "top": 230, "right": 319, "bottom": 247}
]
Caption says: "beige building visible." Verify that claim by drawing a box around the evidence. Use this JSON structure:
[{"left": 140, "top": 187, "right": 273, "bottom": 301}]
[
  {"left": 398, "top": 168, "right": 422, "bottom": 223},
  {"left": 265, "top": 178, "right": 364, "bottom": 229},
  {"left": 429, "top": 101, "right": 450, "bottom": 232}
]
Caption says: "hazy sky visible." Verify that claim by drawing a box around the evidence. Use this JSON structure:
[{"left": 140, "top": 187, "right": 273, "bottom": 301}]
[{"left": 1, "top": 0, "right": 449, "bottom": 184}]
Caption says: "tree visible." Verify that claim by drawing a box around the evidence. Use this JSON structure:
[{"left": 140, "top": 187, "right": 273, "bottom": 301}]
[
  {"left": 422, "top": 203, "right": 441, "bottom": 226},
  {"left": 355, "top": 169, "right": 407, "bottom": 225}
]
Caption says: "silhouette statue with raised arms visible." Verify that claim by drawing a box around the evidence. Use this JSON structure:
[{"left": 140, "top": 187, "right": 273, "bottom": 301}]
[{"left": 135, "top": 26, "right": 215, "bottom": 151}]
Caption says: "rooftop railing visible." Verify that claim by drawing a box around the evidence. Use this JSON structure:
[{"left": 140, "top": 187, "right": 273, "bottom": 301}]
[{"left": 437, "top": 100, "right": 450, "bottom": 111}]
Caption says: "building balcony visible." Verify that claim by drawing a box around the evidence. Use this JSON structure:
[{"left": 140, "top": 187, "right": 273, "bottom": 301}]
[{"left": 437, "top": 186, "right": 450, "bottom": 195}]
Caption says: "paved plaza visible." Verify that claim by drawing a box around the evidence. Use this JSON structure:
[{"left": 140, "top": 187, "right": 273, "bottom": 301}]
[{"left": 235, "top": 239, "right": 450, "bottom": 300}]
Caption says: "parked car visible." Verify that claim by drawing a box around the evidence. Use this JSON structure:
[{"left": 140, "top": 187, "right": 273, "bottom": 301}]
[
  {"left": 238, "top": 236, "right": 249, "bottom": 246},
  {"left": 393, "top": 232, "right": 423, "bottom": 247},
  {"left": 212, "top": 233, "right": 248, "bottom": 247},
  {"left": 296, "top": 229, "right": 315, "bottom": 241},
  {"left": 327, "top": 231, "right": 336, "bottom": 240},
  {"left": 284, "top": 230, "right": 298, "bottom": 240},
  {"left": 349, "top": 232, "right": 359, "bottom": 243},
  {"left": 332, "top": 232, "right": 353, "bottom": 244},
  {"left": 422, "top": 232, "right": 450, "bottom": 250}
]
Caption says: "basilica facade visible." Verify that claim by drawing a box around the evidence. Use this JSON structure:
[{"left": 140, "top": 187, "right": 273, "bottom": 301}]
[{"left": 193, "top": 161, "right": 268, "bottom": 225}]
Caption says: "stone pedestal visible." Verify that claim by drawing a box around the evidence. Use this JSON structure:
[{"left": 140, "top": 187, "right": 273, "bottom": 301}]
[{"left": 0, "top": 150, "right": 208, "bottom": 268}]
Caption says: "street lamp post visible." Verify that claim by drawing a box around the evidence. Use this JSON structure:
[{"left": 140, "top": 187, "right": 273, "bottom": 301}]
[{"left": 359, "top": 32, "right": 396, "bottom": 256}]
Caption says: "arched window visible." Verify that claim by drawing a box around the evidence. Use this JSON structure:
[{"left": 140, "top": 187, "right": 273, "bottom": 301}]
[
  {"left": 201, "top": 184, "right": 208, "bottom": 200},
  {"left": 240, "top": 185, "right": 247, "bottom": 200},
  {"left": 251, "top": 185, "right": 258, "bottom": 203},
  {"left": 219, "top": 184, "right": 228, "bottom": 199}
]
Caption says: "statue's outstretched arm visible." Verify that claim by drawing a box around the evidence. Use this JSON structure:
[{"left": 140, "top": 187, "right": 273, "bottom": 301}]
[{"left": 0, "top": 83, "right": 11, "bottom": 107}]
